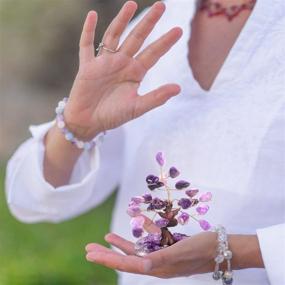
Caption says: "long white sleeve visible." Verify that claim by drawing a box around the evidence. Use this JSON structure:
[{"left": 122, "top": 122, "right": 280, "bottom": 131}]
[
  {"left": 4, "top": 6, "right": 150, "bottom": 225},
  {"left": 5, "top": 122, "right": 125, "bottom": 223},
  {"left": 257, "top": 224, "right": 285, "bottom": 285}
]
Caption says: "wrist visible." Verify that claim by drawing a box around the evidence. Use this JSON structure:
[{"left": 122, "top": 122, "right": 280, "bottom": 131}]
[
  {"left": 64, "top": 106, "right": 100, "bottom": 141},
  {"left": 228, "top": 234, "right": 264, "bottom": 270},
  {"left": 46, "top": 125, "right": 83, "bottom": 155},
  {"left": 55, "top": 97, "right": 105, "bottom": 151},
  {"left": 44, "top": 125, "right": 83, "bottom": 187}
]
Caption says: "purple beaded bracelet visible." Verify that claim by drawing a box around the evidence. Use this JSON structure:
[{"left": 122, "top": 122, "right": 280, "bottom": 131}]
[{"left": 55, "top": 97, "right": 105, "bottom": 150}]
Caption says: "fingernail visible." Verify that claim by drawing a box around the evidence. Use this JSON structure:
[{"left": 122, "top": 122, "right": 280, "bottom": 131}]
[
  {"left": 104, "top": 233, "right": 113, "bottom": 242},
  {"left": 85, "top": 244, "right": 95, "bottom": 252},
  {"left": 86, "top": 253, "right": 95, "bottom": 262}
]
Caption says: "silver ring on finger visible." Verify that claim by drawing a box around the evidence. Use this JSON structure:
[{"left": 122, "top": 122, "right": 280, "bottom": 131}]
[{"left": 96, "top": 42, "right": 118, "bottom": 55}]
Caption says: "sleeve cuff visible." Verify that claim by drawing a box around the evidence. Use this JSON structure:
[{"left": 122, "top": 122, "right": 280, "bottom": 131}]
[
  {"left": 29, "top": 121, "right": 99, "bottom": 186},
  {"left": 256, "top": 223, "right": 285, "bottom": 285},
  {"left": 7, "top": 122, "right": 102, "bottom": 222},
  {"left": 29, "top": 121, "right": 55, "bottom": 140}
]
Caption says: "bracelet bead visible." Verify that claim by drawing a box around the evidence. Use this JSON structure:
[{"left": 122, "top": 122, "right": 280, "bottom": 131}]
[
  {"left": 224, "top": 250, "right": 233, "bottom": 260},
  {"left": 212, "top": 225, "right": 234, "bottom": 285},
  {"left": 55, "top": 97, "right": 105, "bottom": 150},
  {"left": 215, "top": 254, "right": 225, "bottom": 264},
  {"left": 213, "top": 270, "right": 223, "bottom": 280},
  {"left": 222, "top": 270, "right": 233, "bottom": 285}
]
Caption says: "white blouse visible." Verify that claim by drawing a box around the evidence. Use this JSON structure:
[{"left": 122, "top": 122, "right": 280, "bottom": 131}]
[{"left": 6, "top": 0, "right": 285, "bottom": 284}]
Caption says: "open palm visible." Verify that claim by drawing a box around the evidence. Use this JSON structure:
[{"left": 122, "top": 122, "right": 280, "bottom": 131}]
[
  {"left": 85, "top": 216, "right": 218, "bottom": 278},
  {"left": 64, "top": 1, "right": 182, "bottom": 139}
]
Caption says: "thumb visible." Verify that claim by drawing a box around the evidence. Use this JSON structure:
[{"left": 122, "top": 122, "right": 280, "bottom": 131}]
[
  {"left": 134, "top": 84, "right": 181, "bottom": 118},
  {"left": 141, "top": 214, "right": 161, "bottom": 234}
]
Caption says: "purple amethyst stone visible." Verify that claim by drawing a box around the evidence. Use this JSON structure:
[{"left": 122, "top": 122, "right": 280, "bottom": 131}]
[
  {"left": 178, "top": 198, "right": 192, "bottom": 209},
  {"left": 155, "top": 218, "right": 169, "bottom": 228},
  {"left": 175, "top": 180, "right": 190, "bottom": 190},
  {"left": 155, "top": 152, "right": 165, "bottom": 166},
  {"left": 132, "top": 227, "right": 144, "bottom": 238},
  {"left": 143, "top": 193, "right": 153, "bottom": 203},
  {"left": 169, "top": 167, "right": 180, "bottom": 178},
  {"left": 173, "top": 233, "right": 188, "bottom": 242},
  {"left": 185, "top": 189, "right": 199, "bottom": 198},
  {"left": 150, "top": 198, "right": 166, "bottom": 210},
  {"left": 146, "top": 175, "right": 159, "bottom": 184}
]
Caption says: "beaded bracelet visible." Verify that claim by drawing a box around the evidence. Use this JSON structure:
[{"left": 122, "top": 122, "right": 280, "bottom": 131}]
[
  {"left": 212, "top": 225, "right": 234, "bottom": 285},
  {"left": 55, "top": 97, "right": 105, "bottom": 150}
]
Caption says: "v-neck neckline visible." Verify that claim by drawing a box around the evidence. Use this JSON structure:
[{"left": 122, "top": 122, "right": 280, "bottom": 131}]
[{"left": 181, "top": 0, "right": 276, "bottom": 96}]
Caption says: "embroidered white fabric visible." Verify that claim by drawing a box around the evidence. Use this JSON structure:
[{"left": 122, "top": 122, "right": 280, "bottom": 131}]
[{"left": 5, "top": 0, "right": 285, "bottom": 284}]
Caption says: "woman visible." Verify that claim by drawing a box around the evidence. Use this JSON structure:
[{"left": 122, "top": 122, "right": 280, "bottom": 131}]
[{"left": 6, "top": 0, "right": 285, "bottom": 284}]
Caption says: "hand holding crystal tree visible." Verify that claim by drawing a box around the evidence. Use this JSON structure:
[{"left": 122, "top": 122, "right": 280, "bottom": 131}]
[{"left": 127, "top": 152, "right": 213, "bottom": 256}]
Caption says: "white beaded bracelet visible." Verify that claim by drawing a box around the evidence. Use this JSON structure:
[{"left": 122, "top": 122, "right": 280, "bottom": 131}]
[
  {"left": 55, "top": 97, "right": 105, "bottom": 150},
  {"left": 212, "top": 225, "right": 234, "bottom": 285}
]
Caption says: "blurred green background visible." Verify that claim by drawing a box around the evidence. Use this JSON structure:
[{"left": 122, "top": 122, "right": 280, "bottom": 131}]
[{"left": 0, "top": 1, "right": 155, "bottom": 284}]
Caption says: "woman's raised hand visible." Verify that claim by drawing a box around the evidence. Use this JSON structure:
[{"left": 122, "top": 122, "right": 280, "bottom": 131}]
[{"left": 64, "top": 1, "right": 183, "bottom": 140}]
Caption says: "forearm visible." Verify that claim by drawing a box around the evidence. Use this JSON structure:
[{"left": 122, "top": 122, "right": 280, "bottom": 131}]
[
  {"left": 43, "top": 125, "right": 83, "bottom": 187},
  {"left": 228, "top": 234, "right": 264, "bottom": 270}
]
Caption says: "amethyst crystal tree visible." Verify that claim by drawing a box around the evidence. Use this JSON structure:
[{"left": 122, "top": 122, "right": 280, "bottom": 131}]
[{"left": 127, "top": 152, "right": 212, "bottom": 256}]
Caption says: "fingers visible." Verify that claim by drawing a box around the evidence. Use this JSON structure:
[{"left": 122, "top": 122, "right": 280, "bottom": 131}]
[
  {"left": 136, "top": 27, "right": 183, "bottom": 70},
  {"left": 103, "top": 216, "right": 161, "bottom": 253},
  {"left": 85, "top": 243, "right": 106, "bottom": 252},
  {"left": 105, "top": 233, "right": 135, "bottom": 255},
  {"left": 86, "top": 244, "right": 152, "bottom": 274},
  {"left": 100, "top": 1, "right": 138, "bottom": 55},
  {"left": 120, "top": 1, "right": 166, "bottom": 56},
  {"left": 134, "top": 84, "right": 181, "bottom": 118},
  {"left": 79, "top": 11, "right": 98, "bottom": 64}
]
